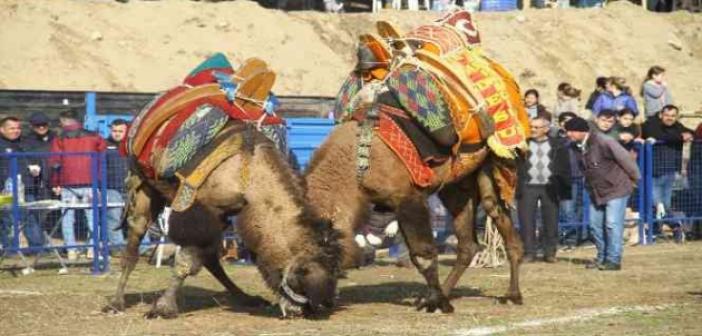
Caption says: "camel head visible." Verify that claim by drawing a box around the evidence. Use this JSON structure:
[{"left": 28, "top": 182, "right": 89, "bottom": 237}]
[{"left": 277, "top": 217, "right": 341, "bottom": 318}]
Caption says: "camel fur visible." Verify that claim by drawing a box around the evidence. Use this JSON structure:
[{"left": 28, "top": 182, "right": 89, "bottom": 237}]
[{"left": 103, "top": 122, "right": 341, "bottom": 319}]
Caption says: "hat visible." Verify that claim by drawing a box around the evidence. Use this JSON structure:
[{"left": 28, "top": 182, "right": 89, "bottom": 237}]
[
  {"left": 557, "top": 111, "right": 578, "bottom": 124},
  {"left": 28, "top": 112, "right": 50, "bottom": 126},
  {"left": 564, "top": 117, "right": 589, "bottom": 132}
]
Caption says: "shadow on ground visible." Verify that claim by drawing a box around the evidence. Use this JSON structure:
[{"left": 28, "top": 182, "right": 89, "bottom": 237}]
[{"left": 339, "top": 281, "right": 485, "bottom": 306}]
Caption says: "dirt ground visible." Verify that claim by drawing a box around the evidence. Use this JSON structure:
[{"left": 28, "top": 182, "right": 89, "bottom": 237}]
[
  {"left": 1, "top": 241, "right": 700, "bottom": 336},
  {"left": 1, "top": 0, "right": 701, "bottom": 117}
]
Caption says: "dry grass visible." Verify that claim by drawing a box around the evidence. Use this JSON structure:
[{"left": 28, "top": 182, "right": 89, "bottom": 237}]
[{"left": 1, "top": 241, "right": 700, "bottom": 336}]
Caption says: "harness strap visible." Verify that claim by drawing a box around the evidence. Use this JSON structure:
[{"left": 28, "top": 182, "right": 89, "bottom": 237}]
[{"left": 356, "top": 102, "right": 380, "bottom": 182}]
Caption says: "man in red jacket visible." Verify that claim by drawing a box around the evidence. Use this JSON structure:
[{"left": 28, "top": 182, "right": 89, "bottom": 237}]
[{"left": 49, "top": 110, "right": 106, "bottom": 260}]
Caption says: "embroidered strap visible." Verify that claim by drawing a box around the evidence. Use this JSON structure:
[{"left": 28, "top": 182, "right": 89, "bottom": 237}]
[
  {"left": 356, "top": 103, "right": 380, "bottom": 182},
  {"left": 171, "top": 132, "right": 244, "bottom": 212}
]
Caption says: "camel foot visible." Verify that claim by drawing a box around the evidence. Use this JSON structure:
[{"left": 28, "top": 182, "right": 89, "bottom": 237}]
[
  {"left": 102, "top": 298, "right": 125, "bottom": 314},
  {"left": 497, "top": 292, "right": 523, "bottom": 305},
  {"left": 145, "top": 297, "right": 179, "bottom": 319},
  {"left": 414, "top": 290, "right": 454, "bottom": 313}
]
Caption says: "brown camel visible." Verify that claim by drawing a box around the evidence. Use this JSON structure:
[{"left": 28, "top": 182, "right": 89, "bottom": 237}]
[
  {"left": 304, "top": 108, "right": 524, "bottom": 314},
  {"left": 103, "top": 122, "right": 341, "bottom": 318},
  {"left": 304, "top": 11, "right": 527, "bottom": 314}
]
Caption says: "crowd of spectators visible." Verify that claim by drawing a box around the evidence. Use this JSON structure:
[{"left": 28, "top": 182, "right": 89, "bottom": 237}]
[
  {"left": 0, "top": 111, "right": 130, "bottom": 261},
  {"left": 516, "top": 65, "right": 700, "bottom": 270}
]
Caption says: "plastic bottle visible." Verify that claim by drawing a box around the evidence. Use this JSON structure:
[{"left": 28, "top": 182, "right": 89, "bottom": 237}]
[
  {"left": 17, "top": 175, "right": 24, "bottom": 204},
  {"left": 3, "top": 177, "right": 11, "bottom": 195}
]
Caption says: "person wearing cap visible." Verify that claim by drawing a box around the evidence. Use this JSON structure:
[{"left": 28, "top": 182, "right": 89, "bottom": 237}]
[
  {"left": 564, "top": 117, "right": 640, "bottom": 271},
  {"left": 24, "top": 112, "right": 56, "bottom": 201}
]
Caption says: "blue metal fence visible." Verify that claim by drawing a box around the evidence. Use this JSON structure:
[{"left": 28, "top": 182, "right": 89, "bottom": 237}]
[{"left": 1, "top": 124, "right": 700, "bottom": 274}]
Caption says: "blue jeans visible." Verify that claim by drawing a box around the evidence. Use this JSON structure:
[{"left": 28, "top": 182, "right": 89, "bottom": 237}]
[
  {"left": 23, "top": 194, "right": 47, "bottom": 249},
  {"left": 61, "top": 187, "right": 95, "bottom": 253},
  {"left": 589, "top": 195, "right": 629, "bottom": 265},
  {"left": 106, "top": 189, "right": 125, "bottom": 247},
  {"left": 652, "top": 173, "right": 675, "bottom": 211},
  {"left": 0, "top": 195, "right": 46, "bottom": 251}
]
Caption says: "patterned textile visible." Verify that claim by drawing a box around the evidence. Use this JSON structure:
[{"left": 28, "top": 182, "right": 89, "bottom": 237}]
[
  {"left": 406, "top": 25, "right": 466, "bottom": 55},
  {"left": 158, "top": 104, "right": 229, "bottom": 178},
  {"left": 259, "top": 123, "right": 288, "bottom": 157},
  {"left": 438, "top": 49, "right": 527, "bottom": 157},
  {"left": 386, "top": 66, "right": 451, "bottom": 133},
  {"left": 183, "top": 52, "right": 235, "bottom": 86},
  {"left": 377, "top": 112, "right": 435, "bottom": 187},
  {"left": 127, "top": 53, "right": 285, "bottom": 179},
  {"left": 527, "top": 139, "right": 552, "bottom": 185},
  {"left": 172, "top": 128, "right": 246, "bottom": 212},
  {"left": 334, "top": 73, "right": 364, "bottom": 120},
  {"left": 435, "top": 10, "right": 481, "bottom": 47}
]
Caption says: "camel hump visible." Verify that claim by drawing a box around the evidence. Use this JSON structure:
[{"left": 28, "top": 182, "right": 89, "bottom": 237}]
[
  {"left": 234, "top": 57, "right": 269, "bottom": 83},
  {"left": 235, "top": 69, "right": 276, "bottom": 115}
]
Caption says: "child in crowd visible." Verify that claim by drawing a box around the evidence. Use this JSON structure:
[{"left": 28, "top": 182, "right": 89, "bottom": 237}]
[
  {"left": 523, "top": 89, "right": 551, "bottom": 121},
  {"left": 617, "top": 108, "right": 642, "bottom": 154},
  {"left": 553, "top": 82, "right": 582, "bottom": 118}
]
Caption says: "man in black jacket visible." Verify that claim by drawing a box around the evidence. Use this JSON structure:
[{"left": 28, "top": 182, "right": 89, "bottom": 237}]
[
  {"left": 0, "top": 116, "right": 45, "bottom": 252},
  {"left": 641, "top": 105, "right": 694, "bottom": 214},
  {"left": 23, "top": 112, "right": 55, "bottom": 201},
  {"left": 516, "top": 116, "right": 572, "bottom": 263},
  {"left": 104, "top": 119, "right": 129, "bottom": 249}
]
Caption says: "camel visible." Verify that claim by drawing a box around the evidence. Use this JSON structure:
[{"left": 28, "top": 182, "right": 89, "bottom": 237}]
[
  {"left": 103, "top": 54, "right": 341, "bottom": 318},
  {"left": 304, "top": 12, "right": 527, "bottom": 313},
  {"left": 102, "top": 122, "right": 341, "bottom": 318}
]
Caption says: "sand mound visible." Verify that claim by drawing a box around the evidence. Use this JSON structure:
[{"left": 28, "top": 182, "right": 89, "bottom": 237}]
[{"left": 0, "top": 0, "right": 700, "bottom": 114}]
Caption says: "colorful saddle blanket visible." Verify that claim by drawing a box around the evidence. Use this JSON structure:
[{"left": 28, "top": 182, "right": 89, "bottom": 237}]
[
  {"left": 126, "top": 53, "right": 284, "bottom": 179},
  {"left": 338, "top": 10, "right": 528, "bottom": 160}
]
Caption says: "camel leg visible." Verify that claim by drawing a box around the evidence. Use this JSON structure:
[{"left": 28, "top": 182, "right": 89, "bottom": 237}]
[
  {"left": 103, "top": 180, "right": 163, "bottom": 313},
  {"left": 396, "top": 196, "right": 454, "bottom": 313},
  {"left": 439, "top": 180, "right": 482, "bottom": 297},
  {"left": 477, "top": 171, "right": 524, "bottom": 305},
  {"left": 146, "top": 246, "right": 203, "bottom": 319},
  {"left": 200, "top": 243, "right": 270, "bottom": 308}
]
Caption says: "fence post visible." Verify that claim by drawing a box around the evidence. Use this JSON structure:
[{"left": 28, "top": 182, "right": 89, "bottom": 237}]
[
  {"left": 100, "top": 151, "right": 110, "bottom": 272},
  {"left": 84, "top": 92, "right": 97, "bottom": 131},
  {"left": 582, "top": 186, "right": 590, "bottom": 242},
  {"left": 90, "top": 152, "right": 101, "bottom": 274},
  {"left": 635, "top": 143, "right": 646, "bottom": 245},
  {"left": 9, "top": 154, "right": 20, "bottom": 251},
  {"left": 643, "top": 141, "right": 654, "bottom": 245}
]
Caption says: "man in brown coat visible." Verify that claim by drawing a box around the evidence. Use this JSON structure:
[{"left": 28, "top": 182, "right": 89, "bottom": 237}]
[{"left": 564, "top": 117, "right": 640, "bottom": 271}]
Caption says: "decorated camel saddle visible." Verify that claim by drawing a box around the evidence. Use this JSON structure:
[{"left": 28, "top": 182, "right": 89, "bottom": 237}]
[
  {"left": 334, "top": 10, "right": 529, "bottom": 188},
  {"left": 124, "top": 53, "right": 286, "bottom": 211}
]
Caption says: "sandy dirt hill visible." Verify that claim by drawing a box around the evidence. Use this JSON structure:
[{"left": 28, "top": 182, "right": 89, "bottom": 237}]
[{"left": 0, "top": 0, "right": 701, "bottom": 114}]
